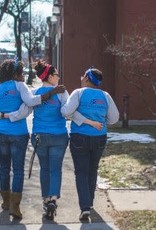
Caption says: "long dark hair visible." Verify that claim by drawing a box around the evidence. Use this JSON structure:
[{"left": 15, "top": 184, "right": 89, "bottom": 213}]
[{"left": 0, "top": 59, "right": 24, "bottom": 83}]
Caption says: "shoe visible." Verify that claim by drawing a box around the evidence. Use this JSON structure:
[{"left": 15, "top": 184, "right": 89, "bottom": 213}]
[
  {"left": 44, "top": 200, "right": 57, "bottom": 220},
  {"left": 79, "top": 210, "right": 90, "bottom": 221}
]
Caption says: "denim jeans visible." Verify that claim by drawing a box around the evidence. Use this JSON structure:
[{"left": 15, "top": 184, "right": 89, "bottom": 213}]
[
  {"left": 70, "top": 133, "right": 107, "bottom": 211},
  {"left": 0, "top": 134, "right": 29, "bottom": 193},
  {"left": 31, "top": 133, "right": 69, "bottom": 198}
]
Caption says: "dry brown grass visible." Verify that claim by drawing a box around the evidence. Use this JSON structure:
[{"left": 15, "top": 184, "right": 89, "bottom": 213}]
[{"left": 110, "top": 210, "right": 156, "bottom": 230}]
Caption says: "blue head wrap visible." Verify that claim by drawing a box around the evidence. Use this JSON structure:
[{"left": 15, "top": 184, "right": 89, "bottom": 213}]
[{"left": 86, "top": 69, "right": 102, "bottom": 86}]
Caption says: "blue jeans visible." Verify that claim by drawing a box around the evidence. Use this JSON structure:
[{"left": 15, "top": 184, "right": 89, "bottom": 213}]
[
  {"left": 70, "top": 133, "right": 107, "bottom": 211},
  {"left": 0, "top": 134, "right": 29, "bottom": 193},
  {"left": 31, "top": 133, "right": 69, "bottom": 198}
]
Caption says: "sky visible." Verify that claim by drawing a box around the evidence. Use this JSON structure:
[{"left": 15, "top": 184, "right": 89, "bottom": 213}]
[{"left": 0, "top": 1, "right": 53, "bottom": 40}]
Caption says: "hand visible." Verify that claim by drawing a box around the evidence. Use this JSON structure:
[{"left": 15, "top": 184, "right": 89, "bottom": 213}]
[
  {"left": 85, "top": 119, "right": 104, "bottom": 130},
  {"left": 52, "top": 85, "right": 66, "bottom": 94},
  {"left": 90, "top": 121, "right": 103, "bottom": 130},
  {"left": 41, "top": 85, "right": 66, "bottom": 102},
  {"left": 4, "top": 113, "right": 9, "bottom": 118}
]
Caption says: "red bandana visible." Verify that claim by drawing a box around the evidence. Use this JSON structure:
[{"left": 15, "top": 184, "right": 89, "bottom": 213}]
[{"left": 39, "top": 64, "right": 51, "bottom": 80}]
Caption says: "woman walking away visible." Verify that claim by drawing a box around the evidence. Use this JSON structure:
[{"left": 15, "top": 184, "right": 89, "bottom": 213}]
[
  {"left": 61, "top": 67, "right": 119, "bottom": 221},
  {"left": 0, "top": 59, "right": 64, "bottom": 219},
  {"left": 30, "top": 60, "right": 69, "bottom": 221}
]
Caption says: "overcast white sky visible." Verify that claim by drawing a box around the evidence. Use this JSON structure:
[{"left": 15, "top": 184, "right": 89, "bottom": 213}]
[{"left": 0, "top": 2, "right": 52, "bottom": 40}]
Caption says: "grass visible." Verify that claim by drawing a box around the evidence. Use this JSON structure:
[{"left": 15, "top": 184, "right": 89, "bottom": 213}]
[
  {"left": 111, "top": 210, "right": 156, "bottom": 230},
  {"left": 98, "top": 125, "right": 156, "bottom": 229},
  {"left": 99, "top": 126, "right": 156, "bottom": 189}
]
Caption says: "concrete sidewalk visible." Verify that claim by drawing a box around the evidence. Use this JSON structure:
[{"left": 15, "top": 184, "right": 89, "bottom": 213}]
[{"left": 107, "top": 189, "right": 156, "bottom": 211}]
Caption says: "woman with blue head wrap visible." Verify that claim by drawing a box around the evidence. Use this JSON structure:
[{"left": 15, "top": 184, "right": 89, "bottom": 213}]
[{"left": 61, "top": 67, "right": 119, "bottom": 221}]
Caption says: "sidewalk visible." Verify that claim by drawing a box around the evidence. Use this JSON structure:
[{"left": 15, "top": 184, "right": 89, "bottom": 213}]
[{"left": 0, "top": 112, "right": 120, "bottom": 229}]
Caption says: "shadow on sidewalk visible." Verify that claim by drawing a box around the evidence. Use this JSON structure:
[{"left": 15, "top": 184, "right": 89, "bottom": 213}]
[
  {"left": 90, "top": 208, "right": 105, "bottom": 222},
  {"left": 78, "top": 209, "right": 115, "bottom": 230},
  {"left": 0, "top": 210, "right": 11, "bottom": 225},
  {"left": 0, "top": 210, "right": 27, "bottom": 229},
  {"left": 40, "top": 224, "right": 70, "bottom": 230},
  {"left": 80, "top": 223, "right": 114, "bottom": 230}
]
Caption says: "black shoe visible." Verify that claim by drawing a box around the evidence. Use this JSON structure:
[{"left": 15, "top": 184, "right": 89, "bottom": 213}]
[
  {"left": 79, "top": 210, "right": 90, "bottom": 221},
  {"left": 44, "top": 200, "right": 57, "bottom": 220}
]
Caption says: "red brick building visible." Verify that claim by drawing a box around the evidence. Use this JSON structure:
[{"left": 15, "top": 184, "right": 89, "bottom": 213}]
[{"left": 52, "top": 0, "right": 156, "bottom": 123}]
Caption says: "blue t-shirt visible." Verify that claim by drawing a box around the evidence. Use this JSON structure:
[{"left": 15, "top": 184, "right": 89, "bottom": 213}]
[
  {"left": 0, "top": 81, "right": 28, "bottom": 135},
  {"left": 32, "top": 87, "right": 67, "bottom": 135}
]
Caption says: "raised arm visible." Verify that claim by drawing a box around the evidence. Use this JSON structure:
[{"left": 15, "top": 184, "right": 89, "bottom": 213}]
[
  {"left": 16, "top": 82, "right": 66, "bottom": 107},
  {"left": 3, "top": 85, "right": 66, "bottom": 122}
]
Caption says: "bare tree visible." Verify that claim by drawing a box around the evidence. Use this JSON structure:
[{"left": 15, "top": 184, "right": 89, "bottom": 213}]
[
  {"left": 1, "top": 0, "right": 52, "bottom": 63},
  {"left": 22, "top": 14, "right": 47, "bottom": 62},
  {"left": 3, "top": 0, "right": 31, "bottom": 60},
  {"left": 0, "top": 0, "right": 9, "bottom": 22},
  {"left": 106, "top": 19, "right": 156, "bottom": 117}
]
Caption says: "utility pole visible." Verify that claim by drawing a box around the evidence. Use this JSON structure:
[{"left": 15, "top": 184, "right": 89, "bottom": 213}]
[
  {"left": 122, "top": 94, "right": 129, "bottom": 128},
  {"left": 27, "top": 0, "right": 32, "bottom": 85},
  {"left": 46, "top": 16, "right": 52, "bottom": 64}
]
